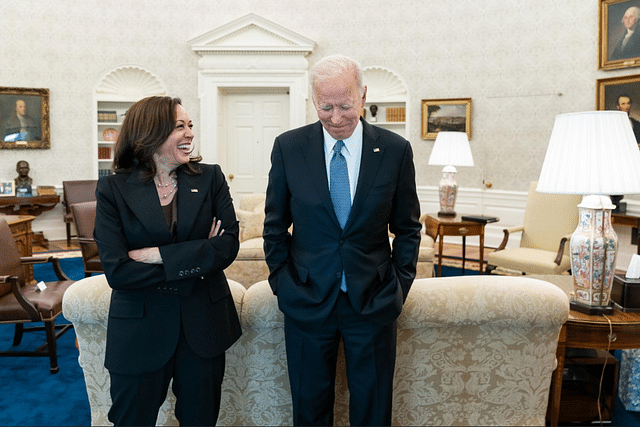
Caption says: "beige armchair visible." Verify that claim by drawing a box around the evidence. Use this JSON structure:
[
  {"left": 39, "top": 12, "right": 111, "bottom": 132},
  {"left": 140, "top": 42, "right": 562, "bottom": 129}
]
[
  {"left": 64, "top": 274, "right": 568, "bottom": 426},
  {"left": 487, "top": 181, "right": 582, "bottom": 275}
]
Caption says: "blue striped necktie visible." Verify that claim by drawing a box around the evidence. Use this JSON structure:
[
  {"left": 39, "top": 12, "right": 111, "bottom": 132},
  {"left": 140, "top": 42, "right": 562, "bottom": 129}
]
[{"left": 330, "top": 140, "right": 350, "bottom": 292}]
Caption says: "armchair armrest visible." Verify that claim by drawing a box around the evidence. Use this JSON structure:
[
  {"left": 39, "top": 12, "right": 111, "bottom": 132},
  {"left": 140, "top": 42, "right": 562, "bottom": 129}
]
[
  {"left": 496, "top": 226, "right": 524, "bottom": 251},
  {"left": 0, "top": 275, "right": 39, "bottom": 320},
  {"left": 553, "top": 233, "right": 573, "bottom": 266},
  {"left": 20, "top": 255, "right": 71, "bottom": 281}
]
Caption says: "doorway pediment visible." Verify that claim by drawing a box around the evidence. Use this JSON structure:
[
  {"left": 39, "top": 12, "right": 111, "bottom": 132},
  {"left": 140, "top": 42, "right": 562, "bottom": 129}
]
[{"left": 189, "top": 13, "right": 315, "bottom": 55}]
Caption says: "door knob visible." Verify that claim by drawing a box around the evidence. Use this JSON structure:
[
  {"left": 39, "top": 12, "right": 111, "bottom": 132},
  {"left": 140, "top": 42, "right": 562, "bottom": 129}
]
[
  {"left": 485, "top": 182, "right": 492, "bottom": 189},
  {"left": 228, "top": 174, "right": 234, "bottom": 182}
]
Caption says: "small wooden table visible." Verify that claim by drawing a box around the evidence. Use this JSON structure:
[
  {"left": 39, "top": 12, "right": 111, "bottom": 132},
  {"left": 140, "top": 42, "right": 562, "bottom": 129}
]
[
  {"left": 612, "top": 213, "right": 640, "bottom": 255},
  {"left": 423, "top": 213, "right": 487, "bottom": 276},
  {"left": 530, "top": 274, "right": 640, "bottom": 426},
  {"left": 0, "top": 195, "right": 60, "bottom": 248}
]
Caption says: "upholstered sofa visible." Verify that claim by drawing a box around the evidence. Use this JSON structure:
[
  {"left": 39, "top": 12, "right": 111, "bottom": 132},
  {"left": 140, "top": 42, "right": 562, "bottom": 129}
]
[
  {"left": 224, "top": 194, "right": 436, "bottom": 288},
  {"left": 62, "top": 273, "right": 569, "bottom": 426}
]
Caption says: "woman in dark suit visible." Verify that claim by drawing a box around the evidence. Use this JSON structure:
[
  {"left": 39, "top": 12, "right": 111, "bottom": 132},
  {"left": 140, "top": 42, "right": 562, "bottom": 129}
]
[{"left": 94, "top": 96, "right": 241, "bottom": 426}]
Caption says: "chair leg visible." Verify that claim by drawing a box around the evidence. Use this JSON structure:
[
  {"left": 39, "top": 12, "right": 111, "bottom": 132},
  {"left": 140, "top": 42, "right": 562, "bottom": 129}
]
[
  {"left": 66, "top": 223, "right": 72, "bottom": 246},
  {"left": 44, "top": 320, "right": 59, "bottom": 374},
  {"left": 13, "top": 323, "right": 24, "bottom": 346}
]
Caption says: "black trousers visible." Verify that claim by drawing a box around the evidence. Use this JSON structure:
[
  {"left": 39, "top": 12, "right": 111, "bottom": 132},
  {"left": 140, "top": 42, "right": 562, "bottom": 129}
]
[
  {"left": 284, "top": 291, "right": 397, "bottom": 426},
  {"left": 108, "top": 322, "right": 226, "bottom": 426}
]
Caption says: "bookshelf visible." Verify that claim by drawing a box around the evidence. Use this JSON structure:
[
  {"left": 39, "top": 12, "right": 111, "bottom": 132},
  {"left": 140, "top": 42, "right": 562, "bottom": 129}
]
[{"left": 93, "top": 65, "right": 167, "bottom": 179}]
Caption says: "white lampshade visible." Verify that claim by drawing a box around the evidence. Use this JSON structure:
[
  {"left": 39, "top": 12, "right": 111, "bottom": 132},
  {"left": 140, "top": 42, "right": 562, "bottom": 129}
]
[
  {"left": 428, "top": 132, "right": 474, "bottom": 167},
  {"left": 537, "top": 111, "right": 640, "bottom": 195}
]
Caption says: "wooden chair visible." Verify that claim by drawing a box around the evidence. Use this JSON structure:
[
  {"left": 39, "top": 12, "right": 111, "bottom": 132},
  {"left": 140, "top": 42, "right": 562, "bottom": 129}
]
[
  {"left": 70, "top": 201, "right": 103, "bottom": 277},
  {"left": 62, "top": 180, "right": 97, "bottom": 246},
  {"left": 486, "top": 181, "right": 582, "bottom": 275},
  {"left": 0, "top": 218, "right": 76, "bottom": 373}
]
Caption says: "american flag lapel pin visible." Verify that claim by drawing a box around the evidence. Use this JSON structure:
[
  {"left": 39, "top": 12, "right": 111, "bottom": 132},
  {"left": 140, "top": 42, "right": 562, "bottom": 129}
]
[
  {"left": 373, "top": 148, "right": 380, "bottom": 153},
  {"left": 191, "top": 189, "right": 198, "bottom": 193}
]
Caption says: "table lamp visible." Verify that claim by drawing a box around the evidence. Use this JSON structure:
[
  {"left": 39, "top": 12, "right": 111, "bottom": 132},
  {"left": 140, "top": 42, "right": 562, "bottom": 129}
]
[
  {"left": 428, "top": 131, "right": 474, "bottom": 217},
  {"left": 537, "top": 111, "right": 640, "bottom": 315}
]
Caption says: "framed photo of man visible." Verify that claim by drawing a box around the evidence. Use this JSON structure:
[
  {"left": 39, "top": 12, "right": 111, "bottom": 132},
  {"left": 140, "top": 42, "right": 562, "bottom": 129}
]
[
  {"left": 421, "top": 98, "right": 471, "bottom": 140},
  {"left": 600, "top": 0, "right": 640, "bottom": 70},
  {"left": 0, "top": 87, "right": 50, "bottom": 149},
  {"left": 597, "top": 74, "right": 640, "bottom": 144}
]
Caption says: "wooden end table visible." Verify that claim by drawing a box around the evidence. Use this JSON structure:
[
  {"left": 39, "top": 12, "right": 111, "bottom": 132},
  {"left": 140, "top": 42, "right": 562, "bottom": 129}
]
[
  {"left": 423, "top": 213, "right": 487, "bottom": 277},
  {"left": 529, "top": 274, "right": 640, "bottom": 426},
  {"left": 0, "top": 195, "right": 60, "bottom": 248}
]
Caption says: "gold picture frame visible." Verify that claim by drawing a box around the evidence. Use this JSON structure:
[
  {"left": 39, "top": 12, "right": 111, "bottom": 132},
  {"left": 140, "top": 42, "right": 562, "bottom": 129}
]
[
  {"left": 421, "top": 98, "right": 472, "bottom": 140},
  {"left": 599, "top": 0, "right": 640, "bottom": 70},
  {"left": 596, "top": 74, "right": 640, "bottom": 142},
  {"left": 0, "top": 87, "right": 50, "bottom": 149},
  {"left": 0, "top": 181, "right": 14, "bottom": 196}
]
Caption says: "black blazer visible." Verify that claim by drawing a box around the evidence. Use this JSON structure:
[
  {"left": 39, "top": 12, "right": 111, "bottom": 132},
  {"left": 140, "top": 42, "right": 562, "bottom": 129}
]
[
  {"left": 263, "top": 120, "right": 421, "bottom": 331},
  {"left": 94, "top": 164, "right": 242, "bottom": 375}
]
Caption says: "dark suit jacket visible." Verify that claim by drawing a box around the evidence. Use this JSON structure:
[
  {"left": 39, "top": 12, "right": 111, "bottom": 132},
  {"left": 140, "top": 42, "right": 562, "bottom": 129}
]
[
  {"left": 94, "top": 164, "right": 242, "bottom": 375},
  {"left": 263, "top": 120, "right": 421, "bottom": 331},
  {"left": 611, "top": 28, "right": 640, "bottom": 60}
]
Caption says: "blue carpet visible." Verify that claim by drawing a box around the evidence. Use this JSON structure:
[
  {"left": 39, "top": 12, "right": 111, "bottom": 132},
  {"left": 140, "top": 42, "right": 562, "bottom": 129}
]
[{"left": 0, "top": 258, "right": 90, "bottom": 426}]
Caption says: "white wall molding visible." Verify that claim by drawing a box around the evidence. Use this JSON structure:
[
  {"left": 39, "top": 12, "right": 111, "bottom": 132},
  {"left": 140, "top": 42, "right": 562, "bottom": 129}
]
[{"left": 189, "top": 13, "right": 315, "bottom": 167}]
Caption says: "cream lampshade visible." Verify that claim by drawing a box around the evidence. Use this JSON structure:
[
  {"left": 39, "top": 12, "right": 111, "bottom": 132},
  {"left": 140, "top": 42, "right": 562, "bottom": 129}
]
[
  {"left": 428, "top": 131, "right": 474, "bottom": 217},
  {"left": 537, "top": 111, "right": 640, "bottom": 314}
]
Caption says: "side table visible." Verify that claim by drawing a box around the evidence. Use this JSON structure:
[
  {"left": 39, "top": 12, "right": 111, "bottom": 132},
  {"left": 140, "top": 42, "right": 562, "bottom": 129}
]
[
  {"left": 423, "top": 213, "right": 488, "bottom": 276},
  {"left": 612, "top": 213, "right": 640, "bottom": 255},
  {"left": 529, "top": 274, "right": 640, "bottom": 426},
  {"left": 0, "top": 194, "right": 60, "bottom": 248}
]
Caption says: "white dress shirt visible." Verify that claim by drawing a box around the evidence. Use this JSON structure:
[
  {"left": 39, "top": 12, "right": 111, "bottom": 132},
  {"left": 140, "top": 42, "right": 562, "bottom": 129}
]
[{"left": 323, "top": 120, "right": 363, "bottom": 205}]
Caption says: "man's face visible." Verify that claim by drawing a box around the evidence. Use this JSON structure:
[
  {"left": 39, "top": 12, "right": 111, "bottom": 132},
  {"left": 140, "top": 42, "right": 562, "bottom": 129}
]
[
  {"left": 17, "top": 162, "right": 29, "bottom": 177},
  {"left": 618, "top": 96, "right": 632, "bottom": 114},
  {"left": 313, "top": 70, "right": 366, "bottom": 140},
  {"left": 623, "top": 8, "right": 638, "bottom": 30},
  {"left": 16, "top": 100, "right": 26, "bottom": 117}
]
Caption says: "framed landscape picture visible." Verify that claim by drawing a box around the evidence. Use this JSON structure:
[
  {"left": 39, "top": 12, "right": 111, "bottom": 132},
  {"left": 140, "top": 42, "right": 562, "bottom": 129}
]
[
  {"left": 421, "top": 98, "right": 471, "bottom": 140},
  {"left": 0, "top": 87, "right": 50, "bottom": 149},
  {"left": 599, "top": 0, "right": 640, "bottom": 70}
]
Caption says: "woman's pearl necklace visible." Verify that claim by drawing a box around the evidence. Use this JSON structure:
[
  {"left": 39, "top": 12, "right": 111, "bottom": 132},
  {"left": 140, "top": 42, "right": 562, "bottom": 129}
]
[{"left": 155, "top": 177, "right": 177, "bottom": 199}]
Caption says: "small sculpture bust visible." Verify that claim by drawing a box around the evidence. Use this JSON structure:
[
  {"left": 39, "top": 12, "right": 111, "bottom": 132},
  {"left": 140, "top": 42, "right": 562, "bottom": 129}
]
[
  {"left": 369, "top": 105, "right": 378, "bottom": 122},
  {"left": 14, "top": 160, "right": 33, "bottom": 196}
]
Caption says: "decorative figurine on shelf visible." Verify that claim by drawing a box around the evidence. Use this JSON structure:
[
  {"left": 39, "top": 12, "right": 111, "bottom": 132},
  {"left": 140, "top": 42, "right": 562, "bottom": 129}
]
[
  {"left": 369, "top": 104, "right": 378, "bottom": 122},
  {"left": 14, "top": 160, "right": 33, "bottom": 197}
]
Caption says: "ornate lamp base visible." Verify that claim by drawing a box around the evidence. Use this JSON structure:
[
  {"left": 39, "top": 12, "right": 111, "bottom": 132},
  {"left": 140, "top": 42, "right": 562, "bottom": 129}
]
[
  {"left": 570, "top": 300, "right": 614, "bottom": 315},
  {"left": 570, "top": 195, "right": 618, "bottom": 316},
  {"left": 438, "top": 166, "right": 458, "bottom": 217}
]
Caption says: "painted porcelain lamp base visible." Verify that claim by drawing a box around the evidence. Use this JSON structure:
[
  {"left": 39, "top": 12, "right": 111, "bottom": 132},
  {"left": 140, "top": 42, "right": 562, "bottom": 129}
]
[
  {"left": 570, "top": 195, "right": 617, "bottom": 315},
  {"left": 438, "top": 166, "right": 458, "bottom": 217}
]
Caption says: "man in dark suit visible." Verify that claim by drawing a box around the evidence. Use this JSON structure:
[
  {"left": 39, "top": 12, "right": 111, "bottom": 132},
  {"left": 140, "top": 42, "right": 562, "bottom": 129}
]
[
  {"left": 263, "top": 54, "right": 421, "bottom": 426},
  {"left": 611, "top": 6, "right": 640, "bottom": 60},
  {"left": 617, "top": 94, "right": 640, "bottom": 146}
]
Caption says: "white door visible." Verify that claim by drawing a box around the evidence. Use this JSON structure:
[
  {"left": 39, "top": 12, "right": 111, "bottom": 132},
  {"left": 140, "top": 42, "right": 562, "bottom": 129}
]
[{"left": 223, "top": 90, "right": 290, "bottom": 199}]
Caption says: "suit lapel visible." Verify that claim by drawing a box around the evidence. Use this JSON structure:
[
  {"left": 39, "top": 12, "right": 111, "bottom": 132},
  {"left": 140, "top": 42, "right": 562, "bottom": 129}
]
[
  {"left": 120, "top": 171, "right": 170, "bottom": 241},
  {"left": 175, "top": 171, "right": 207, "bottom": 241},
  {"left": 300, "top": 122, "right": 341, "bottom": 226},
  {"left": 348, "top": 121, "right": 384, "bottom": 228}
]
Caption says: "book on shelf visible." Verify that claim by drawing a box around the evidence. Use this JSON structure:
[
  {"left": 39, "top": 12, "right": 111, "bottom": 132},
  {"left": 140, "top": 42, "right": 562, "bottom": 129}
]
[{"left": 386, "top": 107, "right": 406, "bottom": 122}]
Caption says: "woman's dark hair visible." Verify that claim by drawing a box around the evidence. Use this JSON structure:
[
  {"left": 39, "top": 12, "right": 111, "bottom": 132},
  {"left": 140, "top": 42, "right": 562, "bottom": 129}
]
[{"left": 112, "top": 96, "right": 202, "bottom": 180}]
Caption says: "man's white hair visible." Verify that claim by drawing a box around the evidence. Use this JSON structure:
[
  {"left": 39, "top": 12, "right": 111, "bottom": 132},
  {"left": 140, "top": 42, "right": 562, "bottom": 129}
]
[{"left": 310, "top": 54, "right": 365, "bottom": 99}]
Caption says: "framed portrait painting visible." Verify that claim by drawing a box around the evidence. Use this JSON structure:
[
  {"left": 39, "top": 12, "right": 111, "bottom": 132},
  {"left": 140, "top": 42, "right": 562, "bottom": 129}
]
[
  {"left": 597, "top": 74, "right": 640, "bottom": 144},
  {"left": 421, "top": 98, "right": 471, "bottom": 140},
  {"left": 0, "top": 181, "right": 14, "bottom": 196},
  {"left": 599, "top": 0, "right": 640, "bottom": 70},
  {"left": 0, "top": 87, "right": 50, "bottom": 149}
]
